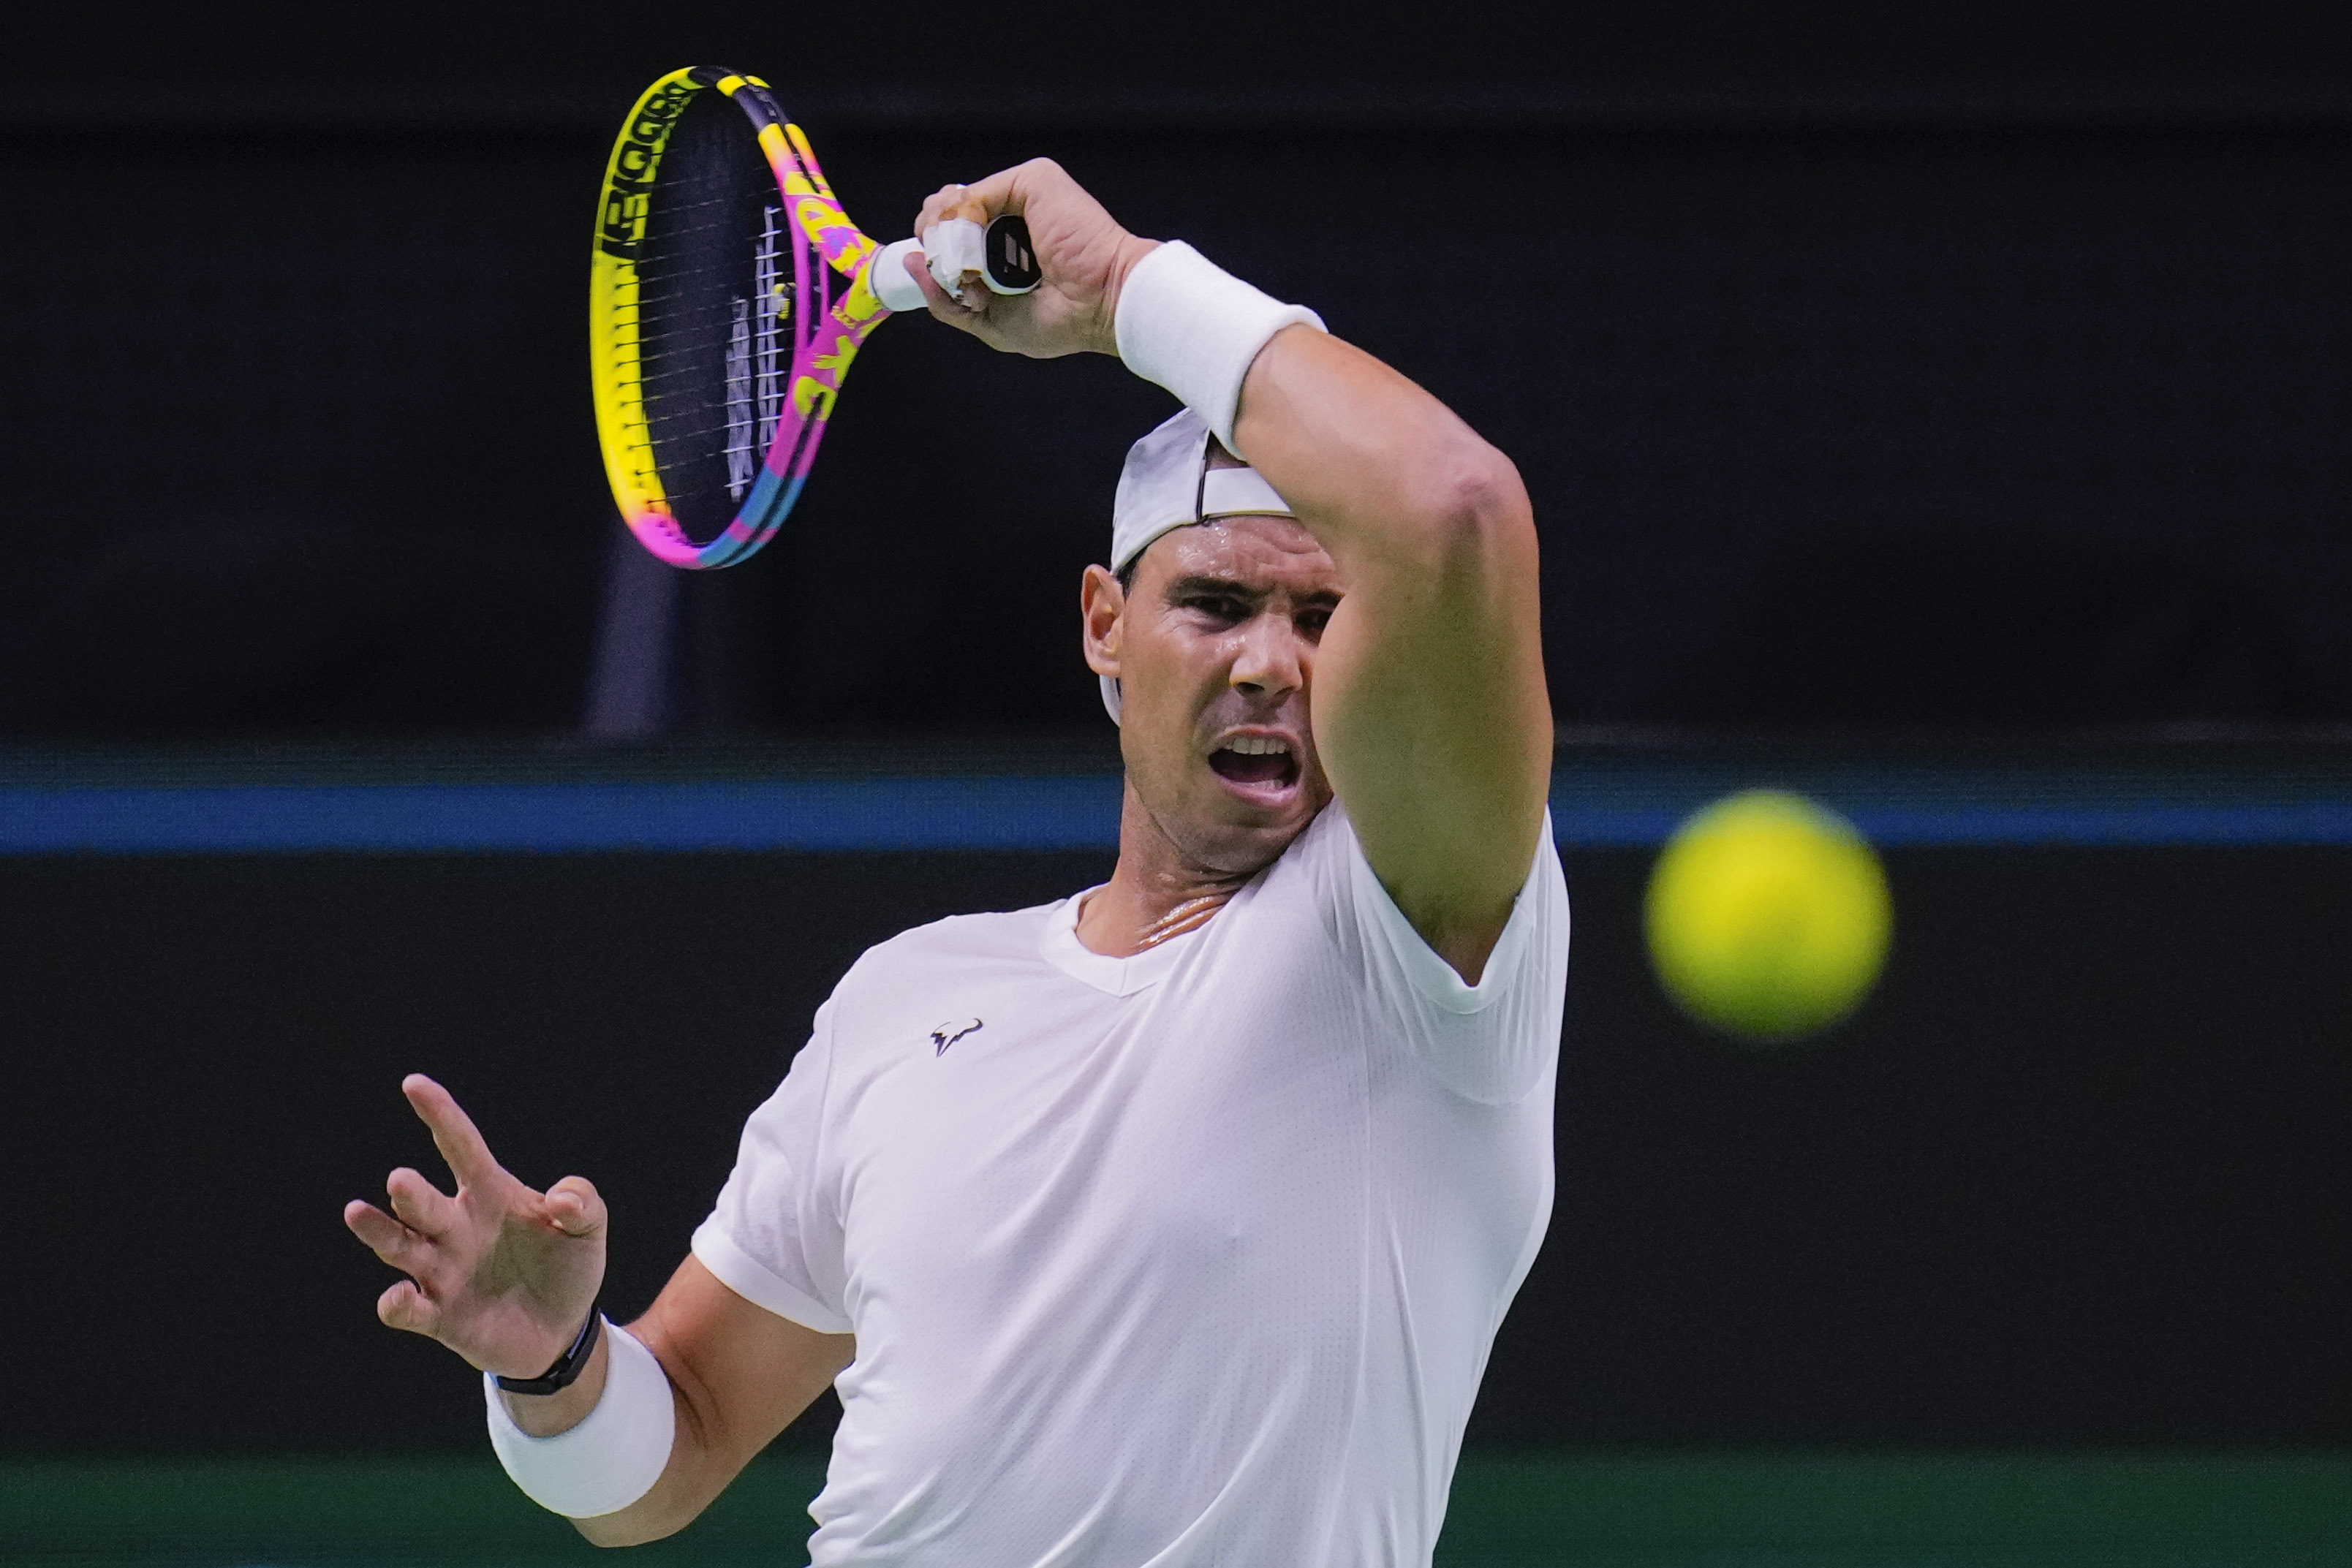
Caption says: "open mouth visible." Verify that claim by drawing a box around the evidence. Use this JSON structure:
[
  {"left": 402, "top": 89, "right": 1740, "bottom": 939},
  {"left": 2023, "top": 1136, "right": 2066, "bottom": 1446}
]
[{"left": 1208, "top": 735, "right": 1301, "bottom": 789}]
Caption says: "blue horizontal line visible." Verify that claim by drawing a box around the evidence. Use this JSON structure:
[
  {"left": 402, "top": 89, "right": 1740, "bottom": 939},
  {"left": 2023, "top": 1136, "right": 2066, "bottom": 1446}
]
[
  {"left": 0, "top": 779, "right": 1127, "bottom": 855},
  {"left": 0, "top": 780, "right": 2348, "bottom": 855},
  {"left": 1551, "top": 802, "right": 2352, "bottom": 848}
]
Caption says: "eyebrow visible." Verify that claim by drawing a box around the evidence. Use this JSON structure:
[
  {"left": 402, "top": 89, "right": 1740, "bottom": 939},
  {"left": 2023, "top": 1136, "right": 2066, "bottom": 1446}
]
[{"left": 1161, "top": 574, "right": 1342, "bottom": 610}]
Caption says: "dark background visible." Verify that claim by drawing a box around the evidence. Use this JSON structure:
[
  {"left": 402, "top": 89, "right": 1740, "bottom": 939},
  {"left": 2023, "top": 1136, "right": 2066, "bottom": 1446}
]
[
  {"left": 9, "top": 1, "right": 2352, "bottom": 732},
  {"left": 4, "top": 0, "right": 2351, "bottom": 1458},
  {"left": 7, "top": 841, "right": 2348, "bottom": 1451}
]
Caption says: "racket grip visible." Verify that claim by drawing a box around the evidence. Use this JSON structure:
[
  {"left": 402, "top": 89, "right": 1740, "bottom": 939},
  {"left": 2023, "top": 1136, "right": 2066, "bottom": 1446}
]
[
  {"left": 983, "top": 214, "right": 1042, "bottom": 295},
  {"left": 871, "top": 216, "right": 1043, "bottom": 314},
  {"left": 870, "top": 238, "right": 928, "bottom": 314},
  {"left": 926, "top": 219, "right": 988, "bottom": 294}
]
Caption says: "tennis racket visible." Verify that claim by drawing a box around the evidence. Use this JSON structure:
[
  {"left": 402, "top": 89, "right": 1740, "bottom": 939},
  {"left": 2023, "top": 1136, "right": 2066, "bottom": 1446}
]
[{"left": 590, "top": 67, "right": 1040, "bottom": 569}]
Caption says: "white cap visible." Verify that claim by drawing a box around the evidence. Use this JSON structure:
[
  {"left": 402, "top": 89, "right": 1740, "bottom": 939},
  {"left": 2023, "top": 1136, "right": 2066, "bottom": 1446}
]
[
  {"left": 1100, "top": 408, "right": 1297, "bottom": 723},
  {"left": 1111, "top": 406, "right": 1296, "bottom": 572}
]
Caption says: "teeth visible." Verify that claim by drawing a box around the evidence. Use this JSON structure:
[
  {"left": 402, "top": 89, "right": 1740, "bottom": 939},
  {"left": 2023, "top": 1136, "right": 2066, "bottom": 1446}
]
[{"left": 1226, "top": 735, "right": 1291, "bottom": 756}]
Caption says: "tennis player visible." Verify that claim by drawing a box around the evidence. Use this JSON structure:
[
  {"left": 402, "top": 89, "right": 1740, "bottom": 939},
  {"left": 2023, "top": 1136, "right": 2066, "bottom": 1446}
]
[{"left": 346, "top": 159, "right": 1564, "bottom": 1565}]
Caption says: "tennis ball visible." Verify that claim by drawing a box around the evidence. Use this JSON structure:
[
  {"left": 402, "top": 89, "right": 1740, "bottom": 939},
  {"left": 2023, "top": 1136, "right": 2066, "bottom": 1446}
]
[{"left": 1644, "top": 790, "right": 1891, "bottom": 1043}]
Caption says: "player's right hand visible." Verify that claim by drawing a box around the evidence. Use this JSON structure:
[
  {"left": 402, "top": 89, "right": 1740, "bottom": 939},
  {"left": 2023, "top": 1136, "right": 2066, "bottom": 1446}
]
[
  {"left": 343, "top": 1074, "right": 607, "bottom": 1382},
  {"left": 907, "top": 158, "right": 1160, "bottom": 360}
]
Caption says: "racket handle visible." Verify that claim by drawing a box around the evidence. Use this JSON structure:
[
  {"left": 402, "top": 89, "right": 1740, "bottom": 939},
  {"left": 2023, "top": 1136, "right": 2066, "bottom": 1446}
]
[
  {"left": 871, "top": 216, "right": 1045, "bottom": 314},
  {"left": 983, "top": 215, "right": 1042, "bottom": 295},
  {"left": 871, "top": 238, "right": 928, "bottom": 313}
]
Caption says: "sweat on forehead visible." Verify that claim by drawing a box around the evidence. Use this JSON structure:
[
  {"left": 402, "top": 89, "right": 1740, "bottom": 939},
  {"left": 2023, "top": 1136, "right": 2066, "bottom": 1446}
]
[{"left": 1123, "top": 515, "right": 1336, "bottom": 590}]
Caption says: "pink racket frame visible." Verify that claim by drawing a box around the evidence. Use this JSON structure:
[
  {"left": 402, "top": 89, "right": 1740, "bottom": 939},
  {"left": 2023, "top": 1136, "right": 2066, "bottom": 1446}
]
[{"left": 590, "top": 67, "right": 904, "bottom": 569}]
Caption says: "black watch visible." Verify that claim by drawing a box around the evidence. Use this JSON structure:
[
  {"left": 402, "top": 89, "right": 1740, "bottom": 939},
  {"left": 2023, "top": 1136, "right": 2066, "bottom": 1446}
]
[{"left": 495, "top": 1301, "right": 603, "bottom": 1396}]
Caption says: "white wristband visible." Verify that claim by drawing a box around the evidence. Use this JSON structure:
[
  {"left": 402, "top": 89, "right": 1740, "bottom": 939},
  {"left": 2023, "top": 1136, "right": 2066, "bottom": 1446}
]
[
  {"left": 1113, "top": 241, "right": 1324, "bottom": 453},
  {"left": 484, "top": 1321, "right": 676, "bottom": 1519}
]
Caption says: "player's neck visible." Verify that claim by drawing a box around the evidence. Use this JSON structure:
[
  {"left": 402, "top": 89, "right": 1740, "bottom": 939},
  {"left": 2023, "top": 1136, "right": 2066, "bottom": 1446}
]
[{"left": 1075, "top": 786, "right": 1261, "bottom": 958}]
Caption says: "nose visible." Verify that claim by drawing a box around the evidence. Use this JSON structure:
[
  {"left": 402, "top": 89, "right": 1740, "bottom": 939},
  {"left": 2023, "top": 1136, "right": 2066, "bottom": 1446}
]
[{"left": 1228, "top": 610, "right": 1306, "bottom": 702}]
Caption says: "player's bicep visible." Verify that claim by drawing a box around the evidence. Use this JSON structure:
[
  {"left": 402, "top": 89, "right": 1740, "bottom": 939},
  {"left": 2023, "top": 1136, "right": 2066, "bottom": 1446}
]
[{"left": 1311, "top": 451, "right": 1551, "bottom": 981}]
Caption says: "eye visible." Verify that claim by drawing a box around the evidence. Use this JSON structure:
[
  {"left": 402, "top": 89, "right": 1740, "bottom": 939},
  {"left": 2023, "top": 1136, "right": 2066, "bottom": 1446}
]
[
  {"left": 1175, "top": 592, "right": 1249, "bottom": 626},
  {"left": 1296, "top": 606, "right": 1332, "bottom": 640}
]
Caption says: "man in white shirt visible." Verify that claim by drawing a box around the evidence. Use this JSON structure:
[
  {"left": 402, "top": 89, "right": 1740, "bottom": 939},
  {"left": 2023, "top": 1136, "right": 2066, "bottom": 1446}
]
[{"left": 345, "top": 159, "right": 1563, "bottom": 1566}]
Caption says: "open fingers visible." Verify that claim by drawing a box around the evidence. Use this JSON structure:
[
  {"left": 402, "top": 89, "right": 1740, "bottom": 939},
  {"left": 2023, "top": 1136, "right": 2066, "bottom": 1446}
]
[
  {"left": 377, "top": 1277, "right": 440, "bottom": 1336},
  {"left": 385, "top": 1166, "right": 455, "bottom": 1238},
  {"left": 542, "top": 1174, "right": 608, "bottom": 1239},
  {"left": 344, "top": 1198, "right": 426, "bottom": 1268},
  {"left": 401, "top": 1074, "right": 503, "bottom": 1192}
]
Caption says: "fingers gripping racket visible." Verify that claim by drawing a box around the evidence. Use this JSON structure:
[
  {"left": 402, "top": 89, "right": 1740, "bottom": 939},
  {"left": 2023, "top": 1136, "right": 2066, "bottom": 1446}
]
[{"left": 589, "top": 67, "right": 1038, "bottom": 570}]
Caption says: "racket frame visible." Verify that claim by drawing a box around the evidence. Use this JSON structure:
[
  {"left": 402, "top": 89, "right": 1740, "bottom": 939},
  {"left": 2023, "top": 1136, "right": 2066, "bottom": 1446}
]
[{"left": 591, "top": 67, "right": 899, "bottom": 569}]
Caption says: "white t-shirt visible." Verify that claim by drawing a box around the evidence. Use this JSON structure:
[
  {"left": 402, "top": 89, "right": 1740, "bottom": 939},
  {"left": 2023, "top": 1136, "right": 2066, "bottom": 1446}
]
[{"left": 692, "top": 802, "right": 1569, "bottom": 1567}]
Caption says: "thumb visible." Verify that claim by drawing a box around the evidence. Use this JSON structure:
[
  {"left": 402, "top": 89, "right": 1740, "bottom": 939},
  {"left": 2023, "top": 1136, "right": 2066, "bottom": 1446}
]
[{"left": 542, "top": 1175, "right": 606, "bottom": 1238}]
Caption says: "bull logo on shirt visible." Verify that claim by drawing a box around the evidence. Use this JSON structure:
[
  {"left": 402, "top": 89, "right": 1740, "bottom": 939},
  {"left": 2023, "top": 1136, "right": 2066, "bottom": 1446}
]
[{"left": 930, "top": 1018, "right": 983, "bottom": 1056}]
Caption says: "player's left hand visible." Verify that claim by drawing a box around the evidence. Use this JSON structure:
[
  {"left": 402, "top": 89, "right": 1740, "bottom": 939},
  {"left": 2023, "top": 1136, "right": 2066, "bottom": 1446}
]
[
  {"left": 341, "top": 1075, "right": 608, "bottom": 1382},
  {"left": 907, "top": 159, "right": 1160, "bottom": 360}
]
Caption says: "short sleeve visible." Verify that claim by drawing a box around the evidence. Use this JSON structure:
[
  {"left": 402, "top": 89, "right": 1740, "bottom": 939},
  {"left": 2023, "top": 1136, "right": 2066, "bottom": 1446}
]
[
  {"left": 1324, "top": 806, "right": 1570, "bottom": 1105},
  {"left": 690, "top": 1001, "right": 855, "bottom": 1335}
]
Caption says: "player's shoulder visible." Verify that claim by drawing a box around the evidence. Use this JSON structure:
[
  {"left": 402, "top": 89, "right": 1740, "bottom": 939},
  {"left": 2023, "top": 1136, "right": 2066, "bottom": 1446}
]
[
  {"left": 1272, "top": 792, "right": 1564, "bottom": 908},
  {"left": 1261, "top": 794, "right": 1568, "bottom": 988},
  {"left": 829, "top": 897, "right": 1072, "bottom": 1003}
]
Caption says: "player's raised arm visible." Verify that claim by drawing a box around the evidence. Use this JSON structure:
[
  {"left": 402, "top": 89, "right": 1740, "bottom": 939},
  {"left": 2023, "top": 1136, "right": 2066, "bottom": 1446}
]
[
  {"left": 342, "top": 1076, "right": 851, "bottom": 1545},
  {"left": 1222, "top": 327, "right": 1549, "bottom": 976},
  {"left": 910, "top": 162, "right": 1550, "bottom": 979}
]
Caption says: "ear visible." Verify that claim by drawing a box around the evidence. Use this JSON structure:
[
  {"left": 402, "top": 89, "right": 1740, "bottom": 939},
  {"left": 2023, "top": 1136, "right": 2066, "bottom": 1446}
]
[{"left": 1081, "top": 564, "right": 1125, "bottom": 680}]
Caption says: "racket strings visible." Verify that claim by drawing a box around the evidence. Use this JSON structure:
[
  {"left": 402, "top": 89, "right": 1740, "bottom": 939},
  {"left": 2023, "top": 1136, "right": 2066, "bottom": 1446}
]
[
  {"left": 644, "top": 236, "right": 828, "bottom": 442},
  {"left": 601, "top": 81, "right": 862, "bottom": 548},
  {"left": 626, "top": 91, "right": 806, "bottom": 543},
  {"left": 721, "top": 204, "right": 791, "bottom": 499},
  {"left": 594, "top": 72, "right": 882, "bottom": 566}
]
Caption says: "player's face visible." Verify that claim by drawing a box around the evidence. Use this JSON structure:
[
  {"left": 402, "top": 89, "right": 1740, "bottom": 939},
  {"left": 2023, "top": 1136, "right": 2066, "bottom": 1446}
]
[{"left": 1092, "top": 517, "right": 1341, "bottom": 874}]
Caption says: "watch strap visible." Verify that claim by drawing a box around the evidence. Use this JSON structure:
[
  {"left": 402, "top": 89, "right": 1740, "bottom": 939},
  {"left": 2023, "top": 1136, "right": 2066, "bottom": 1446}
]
[{"left": 495, "top": 1302, "right": 603, "bottom": 1396}]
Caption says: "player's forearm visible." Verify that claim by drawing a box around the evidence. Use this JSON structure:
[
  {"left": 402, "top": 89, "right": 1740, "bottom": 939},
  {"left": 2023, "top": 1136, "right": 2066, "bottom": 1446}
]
[
  {"left": 561, "top": 1406, "right": 701, "bottom": 1545},
  {"left": 488, "top": 1312, "right": 740, "bottom": 1547},
  {"left": 565, "top": 1407, "right": 717, "bottom": 1547},
  {"left": 1231, "top": 325, "right": 1533, "bottom": 590},
  {"left": 558, "top": 1273, "right": 854, "bottom": 1546},
  {"left": 553, "top": 1328, "right": 736, "bottom": 1548}
]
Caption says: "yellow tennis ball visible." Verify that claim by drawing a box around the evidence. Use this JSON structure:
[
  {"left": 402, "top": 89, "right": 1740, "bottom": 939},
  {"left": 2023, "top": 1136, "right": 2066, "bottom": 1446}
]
[{"left": 1644, "top": 790, "right": 1892, "bottom": 1042}]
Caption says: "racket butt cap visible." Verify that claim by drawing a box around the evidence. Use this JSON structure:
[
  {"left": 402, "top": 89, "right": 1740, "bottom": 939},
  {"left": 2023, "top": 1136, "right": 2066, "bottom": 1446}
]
[{"left": 871, "top": 238, "right": 928, "bottom": 313}]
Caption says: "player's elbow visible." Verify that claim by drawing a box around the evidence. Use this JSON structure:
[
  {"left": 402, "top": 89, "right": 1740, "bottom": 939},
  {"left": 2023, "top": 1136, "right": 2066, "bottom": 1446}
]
[
  {"left": 575, "top": 1509, "right": 691, "bottom": 1548},
  {"left": 568, "top": 1463, "right": 715, "bottom": 1549},
  {"left": 1394, "top": 436, "right": 1534, "bottom": 577}
]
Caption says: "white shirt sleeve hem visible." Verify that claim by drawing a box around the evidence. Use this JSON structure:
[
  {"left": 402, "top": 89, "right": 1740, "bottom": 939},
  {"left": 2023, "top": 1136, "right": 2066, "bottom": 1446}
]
[
  {"left": 691, "top": 1218, "right": 854, "bottom": 1336},
  {"left": 1346, "top": 816, "right": 1551, "bottom": 1015}
]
